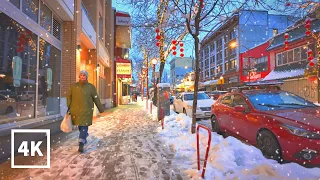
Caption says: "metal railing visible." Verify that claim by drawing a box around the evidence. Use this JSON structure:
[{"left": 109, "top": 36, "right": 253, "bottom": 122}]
[{"left": 196, "top": 124, "right": 212, "bottom": 178}]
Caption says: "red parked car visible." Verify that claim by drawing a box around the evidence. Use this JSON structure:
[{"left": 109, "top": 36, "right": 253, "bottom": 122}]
[{"left": 211, "top": 89, "right": 320, "bottom": 166}]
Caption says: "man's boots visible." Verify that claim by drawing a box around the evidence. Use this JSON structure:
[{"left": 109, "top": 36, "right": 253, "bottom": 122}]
[{"left": 78, "top": 142, "right": 84, "bottom": 153}]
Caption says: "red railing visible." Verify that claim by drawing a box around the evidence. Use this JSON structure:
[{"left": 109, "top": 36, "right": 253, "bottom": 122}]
[{"left": 196, "top": 124, "right": 212, "bottom": 178}]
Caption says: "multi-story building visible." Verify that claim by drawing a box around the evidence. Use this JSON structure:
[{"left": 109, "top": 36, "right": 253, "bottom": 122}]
[
  {"left": 200, "top": 10, "right": 291, "bottom": 90},
  {"left": 170, "top": 57, "right": 194, "bottom": 90},
  {"left": 0, "top": 0, "right": 116, "bottom": 161},
  {"left": 265, "top": 16, "right": 320, "bottom": 102}
]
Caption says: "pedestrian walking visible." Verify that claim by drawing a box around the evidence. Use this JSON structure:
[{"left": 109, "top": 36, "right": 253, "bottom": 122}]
[{"left": 67, "top": 70, "right": 105, "bottom": 153}]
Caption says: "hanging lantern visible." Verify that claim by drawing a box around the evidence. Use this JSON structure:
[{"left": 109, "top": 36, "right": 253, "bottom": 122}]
[
  {"left": 284, "top": 40, "right": 289, "bottom": 45},
  {"left": 180, "top": 53, "right": 184, "bottom": 57},
  {"left": 173, "top": 51, "right": 177, "bottom": 56},
  {"left": 305, "top": 18, "right": 312, "bottom": 36},
  {"left": 156, "top": 35, "right": 161, "bottom": 40},
  {"left": 156, "top": 42, "right": 160, "bottom": 47},
  {"left": 284, "top": 46, "right": 289, "bottom": 50},
  {"left": 172, "top": 46, "right": 177, "bottom": 50},
  {"left": 180, "top": 48, "right": 184, "bottom": 52},
  {"left": 172, "top": 39, "right": 177, "bottom": 45},
  {"left": 155, "top": 28, "right": 160, "bottom": 33},
  {"left": 179, "top": 42, "right": 184, "bottom": 47},
  {"left": 306, "top": 30, "right": 311, "bottom": 36},
  {"left": 284, "top": 33, "right": 289, "bottom": 39},
  {"left": 310, "top": 62, "right": 315, "bottom": 67},
  {"left": 308, "top": 56, "right": 314, "bottom": 61},
  {"left": 307, "top": 49, "right": 313, "bottom": 56}
]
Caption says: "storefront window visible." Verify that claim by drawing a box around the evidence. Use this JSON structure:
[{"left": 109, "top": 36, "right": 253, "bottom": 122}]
[
  {"left": 0, "top": 13, "right": 37, "bottom": 124},
  {"left": 40, "top": 2, "right": 52, "bottom": 33},
  {"left": 22, "top": 0, "right": 39, "bottom": 23},
  {"left": 37, "top": 38, "right": 61, "bottom": 117}
]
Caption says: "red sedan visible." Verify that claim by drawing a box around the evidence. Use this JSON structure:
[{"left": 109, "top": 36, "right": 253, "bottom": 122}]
[{"left": 211, "top": 89, "right": 320, "bottom": 166}]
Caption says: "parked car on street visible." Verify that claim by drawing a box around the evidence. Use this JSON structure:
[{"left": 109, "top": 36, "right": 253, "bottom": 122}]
[
  {"left": 211, "top": 89, "right": 320, "bottom": 166},
  {"left": 173, "top": 92, "right": 215, "bottom": 119}
]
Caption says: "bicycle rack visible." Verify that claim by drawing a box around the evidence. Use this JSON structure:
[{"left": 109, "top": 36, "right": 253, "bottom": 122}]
[{"left": 196, "top": 124, "right": 212, "bottom": 178}]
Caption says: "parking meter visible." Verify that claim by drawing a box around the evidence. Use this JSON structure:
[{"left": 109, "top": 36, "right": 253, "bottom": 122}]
[{"left": 157, "top": 83, "right": 171, "bottom": 120}]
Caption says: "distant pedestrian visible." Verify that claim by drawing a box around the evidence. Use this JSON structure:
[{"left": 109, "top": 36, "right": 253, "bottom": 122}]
[{"left": 67, "top": 70, "right": 105, "bottom": 153}]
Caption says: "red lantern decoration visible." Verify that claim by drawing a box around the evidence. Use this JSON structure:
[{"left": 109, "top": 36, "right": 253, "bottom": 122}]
[
  {"left": 179, "top": 42, "right": 184, "bottom": 47},
  {"left": 285, "top": 46, "right": 289, "bottom": 50},
  {"left": 305, "top": 18, "right": 312, "bottom": 24},
  {"left": 180, "top": 48, "right": 184, "bottom": 52},
  {"left": 284, "top": 40, "right": 289, "bottom": 45},
  {"left": 155, "top": 28, "right": 160, "bottom": 33},
  {"left": 172, "top": 46, "right": 176, "bottom": 50},
  {"left": 156, "top": 35, "right": 161, "bottom": 40},
  {"left": 284, "top": 33, "right": 289, "bottom": 39},
  {"left": 180, "top": 53, "right": 184, "bottom": 57},
  {"left": 172, "top": 39, "right": 177, "bottom": 45},
  {"left": 310, "top": 62, "right": 315, "bottom": 67},
  {"left": 307, "top": 49, "right": 313, "bottom": 56},
  {"left": 306, "top": 30, "right": 311, "bottom": 36},
  {"left": 156, "top": 42, "right": 160, "bottom": 47},
  {"left": 308, "top": 56, "right": 314, "bottom": 61},
  {"left": 173, "top": 51, "right": 177, "bottom": 56},
  {"left": 305, "top": 23, "right": 311, "bottom": 29}
]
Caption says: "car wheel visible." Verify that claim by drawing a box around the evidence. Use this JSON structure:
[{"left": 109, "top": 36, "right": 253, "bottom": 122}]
[
  {"left": 257, "top": 130, "right": 283, "bottom": 162},
  {"left": 5, "top": 106, "right": 13, "bottom": 114},
  {"left": 211, "top": 115, "right": 220, "bottom": 133},
  {"left": 183, "top": 108, "right": 187, "bottom": 115}
]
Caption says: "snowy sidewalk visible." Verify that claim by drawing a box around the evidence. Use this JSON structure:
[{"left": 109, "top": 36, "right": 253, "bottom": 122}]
[{"left": 0, "top": 103, "right": 188, "bottom": 180}]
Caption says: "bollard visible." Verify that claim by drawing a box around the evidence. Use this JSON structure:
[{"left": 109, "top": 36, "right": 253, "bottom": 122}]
[
  {"left": 161, "top": 107, "right": 164, "bottom": 129},
  {"left": 150, "top": 101, "right": 152, "bottom": 114},
  {"left": 196, "top": 124, "right": 212, "bottom": 178},
  {"left": 146, "top": 98, "right": 148, "bottom": 110}
]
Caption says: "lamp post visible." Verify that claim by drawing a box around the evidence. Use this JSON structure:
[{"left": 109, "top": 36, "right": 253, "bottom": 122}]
[{"left": 151, "top": 58, "right": 158, "bottom": 89}]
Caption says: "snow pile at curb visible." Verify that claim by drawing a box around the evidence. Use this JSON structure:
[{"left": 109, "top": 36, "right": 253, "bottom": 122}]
[
  {"left": 158, "top": 112, "right": 320, "bottom": 179},
  {"left": 137, "top": 98, "right": 158, "bottom": 120}
]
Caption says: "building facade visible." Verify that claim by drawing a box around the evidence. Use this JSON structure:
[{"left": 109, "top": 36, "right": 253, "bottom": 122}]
[
  {"left": 170, "top": 57, "right": 194, "bottom": 90},
  {"left": 200, "top": 10, "right": 290, "bottom": 90},
  {"left": 240, "top": 41, "right": 271, "bottom": 82},
  {"left": 0, "top": 0, "right": 117, "bottom": 161},
  {"left": 265, "top": 17, "right": 320, "bottom": 102}
]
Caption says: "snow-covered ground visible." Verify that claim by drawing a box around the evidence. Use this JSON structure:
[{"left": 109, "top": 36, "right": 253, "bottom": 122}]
[{"left": 139, "top": 98, "right": 320, "bottom": 179}]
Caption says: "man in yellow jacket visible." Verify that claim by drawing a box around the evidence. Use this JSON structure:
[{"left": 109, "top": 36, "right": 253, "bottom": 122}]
[{"left": 67, "top": 70, "right": 105, "bottom": 153}]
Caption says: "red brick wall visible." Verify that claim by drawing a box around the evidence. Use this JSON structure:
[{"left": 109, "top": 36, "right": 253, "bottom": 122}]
[{"left": 61, "top": 21, "right": 77, "bottom": 97}]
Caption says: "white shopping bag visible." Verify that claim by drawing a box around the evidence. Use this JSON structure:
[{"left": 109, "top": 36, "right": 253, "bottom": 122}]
[{"left": 60, "top": 114, "right": 73, "bottom": 133}]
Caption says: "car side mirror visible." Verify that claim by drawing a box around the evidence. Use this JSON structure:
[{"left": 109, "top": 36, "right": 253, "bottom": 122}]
[{"left": 234, "top": 105, "right": 246, "bottom": 113}]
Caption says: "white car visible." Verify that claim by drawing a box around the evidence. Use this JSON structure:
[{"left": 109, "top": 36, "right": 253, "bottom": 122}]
[{"left": 173, "top": 92, "right": 215, "bottom": 118}]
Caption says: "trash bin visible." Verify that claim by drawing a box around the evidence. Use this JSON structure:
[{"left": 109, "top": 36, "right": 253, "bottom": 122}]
[{"left": 157, "top": 83, "right": 171, "bottom": 120}]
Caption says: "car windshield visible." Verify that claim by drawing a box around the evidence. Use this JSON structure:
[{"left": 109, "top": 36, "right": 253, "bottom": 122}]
[
  {"left": 246, "top": 92, "right": 316, "bottom": 111},
  {"left": 184, "top": 93, "right": 210, "bottom": 101}
]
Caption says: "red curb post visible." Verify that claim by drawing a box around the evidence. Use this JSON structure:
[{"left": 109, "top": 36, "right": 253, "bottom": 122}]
[
  {"left": 160, "top": 107, "right": 164, "bottom": 129},
  {"left": 146, "top": 99, "right": 148, "bottom": 110},
  {"left": 196, "top": 124, "right": 212, "bottom": 178}
]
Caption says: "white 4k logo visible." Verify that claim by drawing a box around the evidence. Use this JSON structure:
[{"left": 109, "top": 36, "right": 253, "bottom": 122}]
[{"left": 18, "top": 141, "right": 43, "bottom": 156}]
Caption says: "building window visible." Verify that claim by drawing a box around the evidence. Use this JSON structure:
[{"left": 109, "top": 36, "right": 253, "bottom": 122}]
[
  {"left": 210, "top": 68, "right": 214, "bottom": 76},
  {"left": 230, "top": 29, "right": 236, "bottom": 40},
  {"left": 277, "top": 53, "right": 283, "bottom": 66},
  {"left": 255, "top": 56, "right": 268, "bottom": 72},
  {"left": 294, "top": 48, "right": 300, "bottom": 62},
  {"left": 40, "top": 2, "right": 52, "bottom": 33},
  {"left": 9, "top": 0, "right": 20, "bottom": 8},
  {"left": 225, "top": 62, "right": 229, "bottom": 71},
  {"left": 23, "top": 0, "right": 39, "bottom": 23},
  {"left": 273, "top": 29, "right": 278, "bottom": 36},
  {"left": 288, "top": 50, "right": 293, "bottom": 63},
  {"left": 224, "top": 35, "right": 228, "bottom": 43},
  {"left": 37, "top": 38, "right": 61, "bottom": 117},
  {"left": 0, "top": 13, "right": 38, "bottom": 123},
  {"left": 277, "top": 43, "right": 315, "bottom": 66},
  {"left": 224, "top": 48, "right": 228, "bottom": 58},
  {"left": 230, "top": 59, "right": 236, "bottom": 69}
]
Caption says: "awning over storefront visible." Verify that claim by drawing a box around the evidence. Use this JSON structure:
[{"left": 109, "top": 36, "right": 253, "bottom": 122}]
[
  {"left": 203, "top": 79, "right": 218, "bottom": 86},
  {"left": 263, "top": 62, "right": 307, "bottom": 81}
]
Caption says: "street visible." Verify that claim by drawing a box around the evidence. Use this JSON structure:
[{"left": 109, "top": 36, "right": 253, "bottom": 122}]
[{"left": 0, "top": 103, "right": 188, "bottom": 180}]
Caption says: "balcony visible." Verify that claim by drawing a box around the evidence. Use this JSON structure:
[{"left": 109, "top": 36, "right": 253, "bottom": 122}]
[
  {"left": 44, "top": 0, "right": 74, "bottom": 21},
  {"left": 98, "top": 40, "right": 110, "bottom": 67},
  {"left": 81, "top": 3, "right": 96, "bottom": 48}
]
